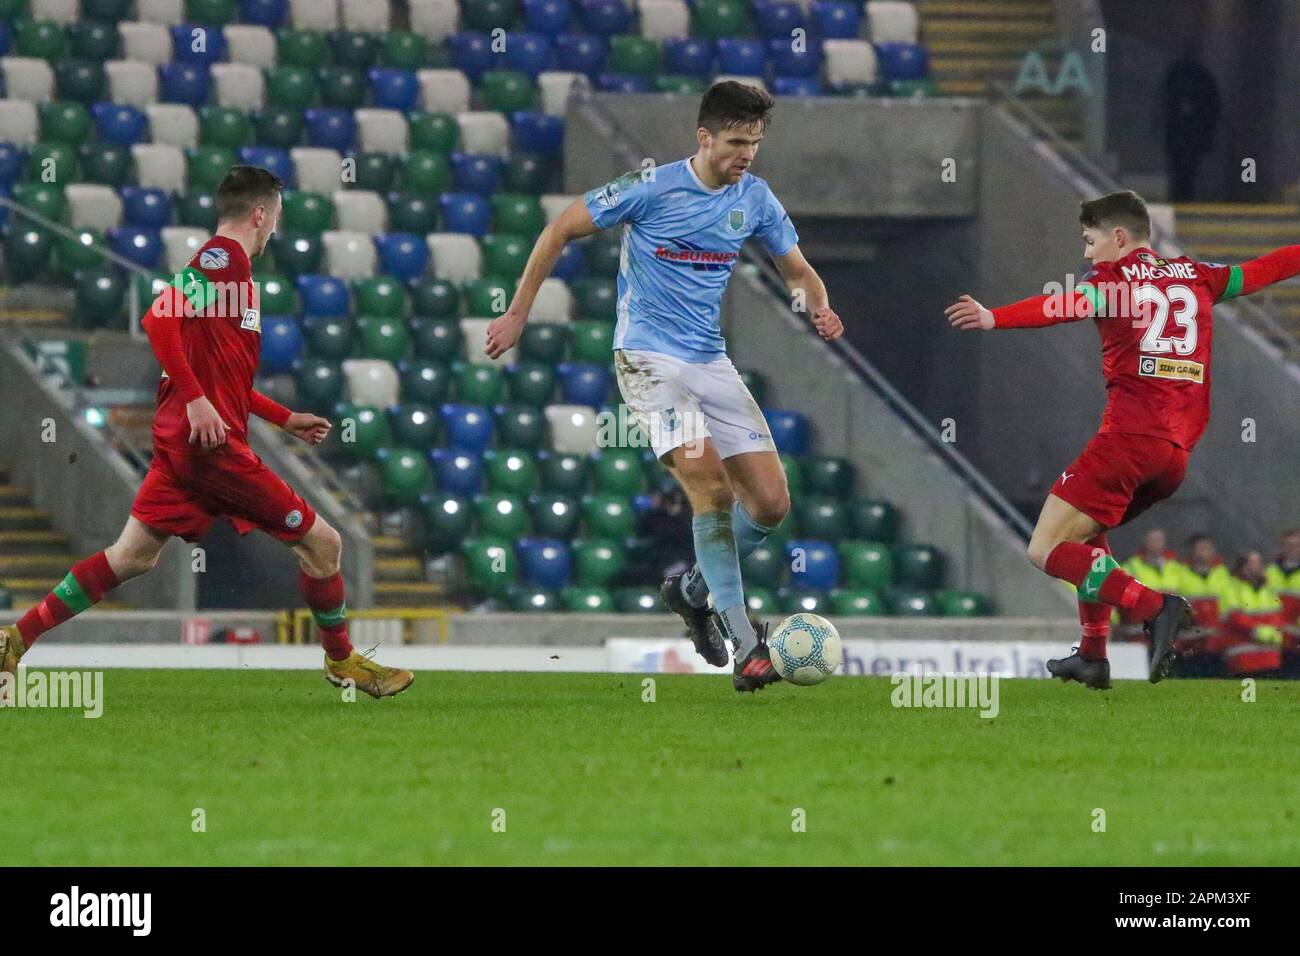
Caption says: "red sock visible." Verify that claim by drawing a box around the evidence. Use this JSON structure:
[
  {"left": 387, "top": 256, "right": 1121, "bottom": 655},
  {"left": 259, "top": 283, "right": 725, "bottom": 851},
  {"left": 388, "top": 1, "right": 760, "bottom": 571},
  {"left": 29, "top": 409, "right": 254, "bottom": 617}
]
[
  {"left": 1078, "top": 601, "right": 1111, "bottom": 660},
  {"left": 299, "top": 570, "right": 352, "bottom": 661},
  {"left": 1045, "top": 540, "right": 1165, "bottom": 620},
  {"left": 16, "top": 551, "right": 120, "bottom": 648}
]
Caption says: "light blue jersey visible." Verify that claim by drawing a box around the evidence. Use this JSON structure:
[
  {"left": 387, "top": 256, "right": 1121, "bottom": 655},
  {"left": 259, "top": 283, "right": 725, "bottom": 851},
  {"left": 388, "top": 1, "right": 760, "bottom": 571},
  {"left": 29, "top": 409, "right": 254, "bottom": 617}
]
[{"left": 582, "top": 157, "right": 799, "bottom": 363}]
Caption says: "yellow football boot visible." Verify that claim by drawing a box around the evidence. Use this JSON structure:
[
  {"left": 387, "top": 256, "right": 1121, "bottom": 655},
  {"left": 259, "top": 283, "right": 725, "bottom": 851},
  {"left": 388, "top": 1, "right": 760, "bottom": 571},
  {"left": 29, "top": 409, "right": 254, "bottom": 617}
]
[{"left": 323, "top": 649, "right": 414, "bottom": 699}]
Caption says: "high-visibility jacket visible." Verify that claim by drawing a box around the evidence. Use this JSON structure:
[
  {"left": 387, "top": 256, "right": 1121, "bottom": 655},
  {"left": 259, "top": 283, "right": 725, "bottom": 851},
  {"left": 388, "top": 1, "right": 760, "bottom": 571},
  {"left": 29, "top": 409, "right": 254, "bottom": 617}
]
[
  {"left": 1222, "top": 578, "right": 1286, "bottom": 646},
  {"left": 1264, "top": 561, "right": 1300, "bottom": 621},
  {"left": 1120, "top": 552, "right": 1185, "bottom": 624},
  {"left": 1175, "top": 561, "right": 1234, "bottom": 627}
]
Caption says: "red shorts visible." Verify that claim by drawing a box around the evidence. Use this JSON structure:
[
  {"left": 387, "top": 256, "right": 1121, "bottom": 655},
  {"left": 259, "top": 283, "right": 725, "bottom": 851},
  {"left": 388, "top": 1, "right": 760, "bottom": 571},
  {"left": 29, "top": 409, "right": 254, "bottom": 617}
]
[
  {"left": 1051, "top": 432, "right": 1188, "bottom": 529},
  {"left": 131, "top": 443, "right": 317, "bottom": 544}
]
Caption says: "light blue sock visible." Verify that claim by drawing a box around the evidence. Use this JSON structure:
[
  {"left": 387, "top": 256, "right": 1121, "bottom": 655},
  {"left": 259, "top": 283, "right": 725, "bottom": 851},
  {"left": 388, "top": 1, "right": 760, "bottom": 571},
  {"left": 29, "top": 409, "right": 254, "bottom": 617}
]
[
  {"left": 681, "top": 501, "right": 777, "bottom": 610},
  {"left": 689, "top": 510, "right": 755, "bottom": 656}
]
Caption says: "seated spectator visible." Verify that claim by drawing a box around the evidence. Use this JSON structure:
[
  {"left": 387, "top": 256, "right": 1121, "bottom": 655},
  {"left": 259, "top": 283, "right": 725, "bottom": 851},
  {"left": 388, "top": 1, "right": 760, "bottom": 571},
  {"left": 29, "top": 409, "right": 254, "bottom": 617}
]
[
  {"left": 1177, "top": 533, "right": 1232, "bottom": 630},
  {"left": 1121, "top": 528, "right": 1184, "bottom": 625},
  {"left": 1265, "top": 528, "right": 1300, "bottom": 622},
  {"left": 615, "top": 487, "right": 694, "bottom": 589},
  {"left": 1219, "top": 552, "right": 1288, "bottom": 675}
]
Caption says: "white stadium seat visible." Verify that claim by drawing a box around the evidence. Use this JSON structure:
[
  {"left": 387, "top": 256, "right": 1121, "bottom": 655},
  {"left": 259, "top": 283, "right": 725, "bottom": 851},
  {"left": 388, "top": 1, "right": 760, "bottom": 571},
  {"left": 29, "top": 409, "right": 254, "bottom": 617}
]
[
  {"left": 105, "top": 60, "right": 159, "bottom": 108},
  {"left": 428, "top": 234, "right": 483, "bottom": 285},
  {"left": 223, "top": 25, "right": 278, "bottom": 69},
  {"left": 545, "top": 405, "right": 599, "bottom": 455},
  {"left": 530, "top": 278, "right": 574, "bottom": 324},
  {"left": 118, "top": 22, "right": 172, "bottom": 65},
  {"left": 638, "top": 0, "right": 690, "bottom": 40},
  {"left": 31, "top": 0, "right": 78, "bottom": 25},
  {"left": 354, "top": 108, "right": 410, "bottom": 155},
  {"left": 290, "top": 0, "right": 339, "bottom": 32},
  {"left": 146, "top": 104, "right": 199, "bottom": 148},
  {"left": 867, "top": 1, "right": 920, "bottom": 44},
  {"left": 291, "top": 147, "right": 344, "bottom": 194},
  {"left": 333, "top": 190, "right": 388, "bottom": 234},
  {"left": 823, "top": 40, "right": 878, "bottom": 88},
  {"left": 537, "top": 71, "right": 587, "bottom": 117},
  {"left": 135, "top": 0, "right": 184, "bottom": 26},
  {"left": 540, "top": 194, "right": 578, "bottom": 224},
  {"left": 340, "top": 0, "right": 390, "bottom": 32},
  {"left": 342, "top": 360, "right": 400, "bottom": 407},
  {"left": 455, "top": 111, "right": 510, "bottom": 156},
  {"left": 712, "top": 74, "right": 766, "bottom": 91},
  {"left": 161, "top": 227, "right": 208, "bottom": 275},
  {"left": 458, "top": 318, "right": 503, "bottom": 365},
  {"left": 131, "top": 143, "right": 186, "bottom": 192},
  {"left": 417, "top": 69, "right": 471, "bottom": 114},
  {"left": 409, "top": 0, "right": 460, "bottom": 43},
  {"left": 0, "top": 57, "right": 54, "bottom": 104},
  {"left": 321, "top": 230, "right": 378, "bottom": 280},
  {"left": 65, "top": 185, "right": 124, "bottom": 231},
  {"left": 212, "top": 63, "right": 265, "bottom": 111},
  {"left": 0, "top": 99, "right": 39, "bottom": 145}
]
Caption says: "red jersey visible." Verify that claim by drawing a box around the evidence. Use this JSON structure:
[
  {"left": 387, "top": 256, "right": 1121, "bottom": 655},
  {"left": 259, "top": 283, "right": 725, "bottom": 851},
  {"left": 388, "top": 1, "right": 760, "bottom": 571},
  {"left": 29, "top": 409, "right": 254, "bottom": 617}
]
[{"left": 148, "top": 235, "right": 263, "bottom": 454}]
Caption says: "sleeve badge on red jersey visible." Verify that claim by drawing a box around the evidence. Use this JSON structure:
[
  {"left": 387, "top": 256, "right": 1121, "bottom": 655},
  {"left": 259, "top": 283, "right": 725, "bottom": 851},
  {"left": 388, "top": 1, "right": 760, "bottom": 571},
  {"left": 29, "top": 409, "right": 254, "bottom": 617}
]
[
  {"left": 241, "top": 308, "right": 261, "bottom": 332},
  {"left": 200, "top": 247, "right": 230, "bottom": 270}
]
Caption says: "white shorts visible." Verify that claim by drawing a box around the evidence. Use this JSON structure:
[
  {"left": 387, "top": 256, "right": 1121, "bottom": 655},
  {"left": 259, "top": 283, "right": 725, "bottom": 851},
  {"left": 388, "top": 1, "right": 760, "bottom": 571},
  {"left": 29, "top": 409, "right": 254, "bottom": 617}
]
[{"left": 613, "top": 348, "right": 777, "bottom": 461}]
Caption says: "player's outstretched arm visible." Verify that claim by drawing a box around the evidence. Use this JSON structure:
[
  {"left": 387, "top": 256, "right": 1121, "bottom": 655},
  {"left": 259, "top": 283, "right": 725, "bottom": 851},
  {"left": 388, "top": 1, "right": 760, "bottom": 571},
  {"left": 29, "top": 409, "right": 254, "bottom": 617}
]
[
  {"left": 141, "top": 285, "right": 228, "bottom": 450},
  {"left": 774, "top": 245, "right": 842, "bottom": 342},
  {"left": 485, "top": 200, "right": 601, "bottom": 360},
  {"left": 1227, "top": 245, "right": 1300, "bottom": 297},
  {"left": 248, "top": 391, "right": 331, "bottom": 446},
  {"left": 946, "top": 290, "right": 1097, "bottom": 331}
]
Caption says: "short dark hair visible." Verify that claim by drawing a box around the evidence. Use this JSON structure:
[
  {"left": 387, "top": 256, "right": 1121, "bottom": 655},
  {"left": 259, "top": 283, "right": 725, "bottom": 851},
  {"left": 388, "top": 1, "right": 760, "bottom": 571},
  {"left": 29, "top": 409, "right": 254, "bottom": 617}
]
[
  {"left": 215, "top": 165, "right": 284, "bottom": 222},
  {"left": 1187, "top": 533, "right": 1213, "bottom": 548},
  {"left": 1079, "top": 190, "right": 1151, "bottom": 240},
  {"left": 697, "top": 81, "right": 775, "bottom": 135}
]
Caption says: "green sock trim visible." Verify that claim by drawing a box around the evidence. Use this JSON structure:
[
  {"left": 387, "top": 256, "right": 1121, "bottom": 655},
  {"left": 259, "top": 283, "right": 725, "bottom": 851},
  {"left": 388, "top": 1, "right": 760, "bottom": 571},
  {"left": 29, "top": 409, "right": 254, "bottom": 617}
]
[
  {"left": 1078, "top": 553, "right": 1119, "bottom": 602},
  {"left": 53, "top": 571, "right": 93, "bottom": 615},
  {"left": 312, "top": 602, "right": 347, "bottom": 628}
]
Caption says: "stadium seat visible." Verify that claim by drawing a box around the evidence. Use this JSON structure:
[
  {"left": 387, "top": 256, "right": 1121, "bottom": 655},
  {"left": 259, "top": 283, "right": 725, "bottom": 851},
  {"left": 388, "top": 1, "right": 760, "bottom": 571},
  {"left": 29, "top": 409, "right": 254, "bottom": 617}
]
[
  {"left": 810, "top": 1, "right": 861, "bottom": 39},
  {"left": 524, "top": 0, "right": 570, "bottom": 37},
  {"left": 39, "top": 102, "right": 90, "bottom": 147},
  {"left": 296, "top": 358, "right": 344, "bottom": 411},
  {"left": 369, "top": 69, "right": 421, "bottom": 113},
  {"left": 224, "top": 25, "right": 276, "bottom": 68},
  {"left": 119, "top": 21, "right": 171, "bottom": 64},
  {"left": 342, "top": 359, "right": 401, "bottom": 407},
  {"left": 866, "top": 1, "right": 919, "bottom": 44},
  {"left": 461, "top": 536, "right": 516, "bottom": 597},
  {"left": 569, "top": 321, "right": 611, "bottom": 363},
  {"left": 544, "top": 404, "right": 597, "bottom": 455},
  {"left": 55, "top": 228, "right": 107, "bottom": 277},
  {"left": 411, "top": 278, "right": 462, "bottom": 319},
  {"left": 258, "top": 273, "right": 296, "bottom": 313},
  {"left": 496, "top": 404, "right": 549, "bottom": 448},
  {"left": 441, "top": 402, "right": 495, "bottom": 451},
  {"left": 778, "top": 587, "right": 826, "bottom": 615},
  {"left": 16, "top": 20, "right": 68, "bottom": 60},
  {"left": 68, "top": 21, "right": 120, "bottom": 61},
  {"left": 591, "top": 448, "right": 642, "bottom": 495},
  {"left": 475, "top": 492, "right": 529, "bottom": 537},
  {"left": 571, "top": 538, "right": 624, "bottom": 587},
  {"left": 67, "top": 184, "right": 125, "bottom": 230},
  {"left": 715, "top": 38, "right": 766, "bottom": 77},
  {"left": 290, "top": 146, "right": 342, "bottom": 192},
  {"left": 829, "top": 587, "right": 885, "bottom": 616},
  {"left": 609, "top": 35, "right": 660, "bottom": 77},
  {"left": 482, "top": 70, "right": 536, "bottom": 113},
  {"left": 505, "top": 362, "right": 556, "bottom": 408},
  {"left": 298, "top": 274, "right": 350, "bottom": 315},
  {"left": 450, "top": 152, "right": 503, "bottom": 195},
  {"left": 260, "top": 315, "right": 303, "bottom": 374},
  {"left": 341, "top": 0, "right": 389, "bottom": 32},
  {"left": 55, "top": 59, "right": 104, "bottom": 103},
  {"left": 773, "top": 76, "right": 822, "bottom": 96},
  {"left": 554, "top": 33, "right": 606, "bottom": 78},
  {"left": 357, "top": 316, "right": 409, "bottom": 362},
  {"left": 142, "top": 103, "right": 197, "bottom": 147},
  {"left": 137, "top": 0, "right": 185, "bottom": 25},
  {"left": 379, "top": 31, "right": 428, "bottom": 71},
  {"left": 875, "top": 41, "right": 929, "bottom": 82},
  {"left": 322, "top": 230, "right": 377, "bottom": 279},
  {"left": 583, "top": 493, "right": 634, "bottom": 538},
  {"left": 639, "top": 0, "right": 689, "bottom": 40},
  {"left": 485, "top": 449, "right": 539, "bottom": 495},
  {"left": 561, "top": 585, "right": 611, "bottom": 612},
  {"left": 132, "top": 143, "right": 187, "bottom": 191},
  {"left": 303, "top": 315, "right": 353, "bottom": 359},
  {"left": 894, "top": 543, "right": 943, "bottom": 590},
  {"left": 104, "top": 59, "right": 156, "bottom": 106},
  {"left": 410, "top": 317, "right": 463, "bottom": 361},
  {"left": 265, "top": 65, "right": 315, "bottom": 109},
  {"left": 4, "top": 226, "right": 54, "bottom": 279},
  {"left": 754, "top": 0, "right": 803, "bottom": 39},
  {"left": 581, "top": 0, "right": 631, "bottom": 36},
  {"left": 516, "top": 538, "right": 572, "bottom": 591},
  {"left": 241, "top": 0, "right": 289, "bottom": 28},
  {"left": 160, "top": 226, "right": 206, "bottom": 273},
  {"left": 347, "top": 152, "right": 395, "bottom": 191},
  {"left": 785, "top": 540, "right": 839, "bottom": 591},
  {"left": 200, "top": 105, "right": 252, "bottom": 148},
  {"left": 318, "top": 66, "right": 367, "bottom": 110},
  {"left": 769, "top": 37, "right": 821, "bottom": 77},
  {"left": 889, "top": 588, "right": 937, "bottom": 616},
  {"left": 240, "top": 144, "right": 294, "bottom": 184},
  {"left": 502, "top": 32, "right": 553, "bottom": 79},
  {"left": 422, "top": 492, "right": 472, "bottom": 552},
  {"left": 851, "top": 498, "right": 899, "bottom": 542},
  {"left": 410, "top": 111, "right": 460, "bottom": 154},
  {"left": 455, "top": 363, "right": 506, "bottom": 405},
  {"left": 75, "top": 266, "right": 127, "bottom": 328},
  {"left": 159, "top": 62, "right": 212, "bottom": 106},
  {"left": 273, "top": 231, "right": 322, "bottom": 276},
  {"left": 804, "top": 456, "right": 855, "bottom": 498},
  {"left": 765, "top": 409, "right": 810, "bottom": 455},
  {"left": 32, "top": 0, "right": 80, "bottom": 26},
  {"left": 418, "top": 68, "right": 472, "bottom": 114},
  {"left": 555, "top": 362, "right": 611, "bottom": 407},
  {"left": 399, "top": 359, "right": 452, "bottom": 405},
  {"left": 428, "top": 233, "right": 484, "bottom": 283},
  {"left": 797, "top": 498, "right": 849, "bottom": 541},
  {"left": 938, "top": 589, "right": 990, "bottom": 617},
  {"left": 431, "top": 448, "right": 484, "bottom": 496},
  {"left": 107, "top": 226, "right": 163, "bottom": 269},
  {"left": 387, "top": 192, "right": 439, "bottom": 233},
  {"left": 335, "top": 190, "right": 389, "bottom": 234},
  {"left": 839, "top": 540, "right": 892, "bottom": 591},
  {"left": 448, "top": 32, "right": 494, "bottom": 83},
  {"left": 378, "top": 447, "right": 431, "bottom": 506},
  {"left": 354, "top": 108, "right": 409, "bottom": 155},
  {"left": 457, "top": 111, "right": 511, "bottom": 156},
  {"left": 409, "top": 0, "right": 460, "bottom": 43},
  {"left": 0, "top": 100, "right": 38, "bottom": 147},
  {"left": 742, "top": 541, "right": 784, "bottom": 589},
  {"left": 662, "top": 38, "right": 713, "bottom": 78},
  {"left": 538, "top": 449, "right": 588, "bottom": 494},
  {"left": 290, "top": 0, "right": 338, "bottom": 32},
  {"left": 171, "top": 23, "right": 226, "bottom": 64},
  {"left": 551, "top": 243, "right": 586, "bottom": 283},
  {"left": 823, "top": 39, "right": 878, "bottom": 89},
  {"left": 304, "top": 107, "right": 356, "bottom": 151},
  {"left": 374, "top": 232, "right": 428, "bottom": 281},
  {"left": 519, "top": 322, "right": 568, "bottom": 365}
]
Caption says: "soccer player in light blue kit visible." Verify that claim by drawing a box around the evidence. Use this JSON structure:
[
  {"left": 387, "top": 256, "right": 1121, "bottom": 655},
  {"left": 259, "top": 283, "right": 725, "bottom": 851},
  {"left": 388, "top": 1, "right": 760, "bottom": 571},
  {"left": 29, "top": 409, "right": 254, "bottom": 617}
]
[{"left": 486, "top": 82, "right": 843, "bottom": 692}]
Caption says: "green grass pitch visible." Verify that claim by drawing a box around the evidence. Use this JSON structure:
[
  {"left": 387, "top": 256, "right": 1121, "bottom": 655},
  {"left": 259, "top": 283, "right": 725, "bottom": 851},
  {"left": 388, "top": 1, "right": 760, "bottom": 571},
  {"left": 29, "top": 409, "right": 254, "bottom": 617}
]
[{"left": 7, "top": 670, "right": 1299, "bottom": 866}]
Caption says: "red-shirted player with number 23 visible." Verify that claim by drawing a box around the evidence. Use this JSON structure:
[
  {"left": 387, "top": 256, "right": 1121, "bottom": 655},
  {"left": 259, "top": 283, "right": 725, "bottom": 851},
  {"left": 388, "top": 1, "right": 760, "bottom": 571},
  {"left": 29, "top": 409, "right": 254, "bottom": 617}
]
[
  {"left": 0, "top": 166, "right": 413, "bottom": 698},
  {"left": 946, "top": 190, "right": 1300, "bottom": 690}
]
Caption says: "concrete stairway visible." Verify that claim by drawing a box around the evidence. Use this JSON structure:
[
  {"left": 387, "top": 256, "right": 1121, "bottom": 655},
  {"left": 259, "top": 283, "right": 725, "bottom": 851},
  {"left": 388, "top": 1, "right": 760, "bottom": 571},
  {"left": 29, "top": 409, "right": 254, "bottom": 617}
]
[
  {"left": 1173, "top": 203, "right": 1300, "bottom": 337},
  {"left": 919, "top": 0, "right": 1084, "bottom": 145}
]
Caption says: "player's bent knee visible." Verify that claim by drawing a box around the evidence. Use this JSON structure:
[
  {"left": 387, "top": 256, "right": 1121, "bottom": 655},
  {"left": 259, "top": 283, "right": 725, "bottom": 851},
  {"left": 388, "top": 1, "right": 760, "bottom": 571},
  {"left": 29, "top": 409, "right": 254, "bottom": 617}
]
[
  {"left": 1026, "top": 540, "right": 1053, "bottom": 572},
  {"left": 298, "top": 520, "right": 343, "bottom": 576},
  {"left": 751, "top": 491, "right": 790, "bottom": 529}
]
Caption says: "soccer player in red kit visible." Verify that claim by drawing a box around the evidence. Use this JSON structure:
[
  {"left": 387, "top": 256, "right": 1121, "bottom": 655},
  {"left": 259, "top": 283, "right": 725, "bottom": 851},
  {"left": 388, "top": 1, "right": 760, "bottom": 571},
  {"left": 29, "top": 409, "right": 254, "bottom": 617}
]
[
  {"left": 0, "top": 166, "right": 413, "bottom": 698},
  {"left": 946, "top": 190, "right": 1300, "bottom": 689}
]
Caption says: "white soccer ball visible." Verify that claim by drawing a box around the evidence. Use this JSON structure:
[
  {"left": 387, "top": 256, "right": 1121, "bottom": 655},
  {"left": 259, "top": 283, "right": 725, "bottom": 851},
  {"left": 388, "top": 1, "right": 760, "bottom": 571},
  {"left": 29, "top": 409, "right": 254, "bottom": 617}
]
[{"left": 768, "top": 613, "right": 842, "bottom": 685}]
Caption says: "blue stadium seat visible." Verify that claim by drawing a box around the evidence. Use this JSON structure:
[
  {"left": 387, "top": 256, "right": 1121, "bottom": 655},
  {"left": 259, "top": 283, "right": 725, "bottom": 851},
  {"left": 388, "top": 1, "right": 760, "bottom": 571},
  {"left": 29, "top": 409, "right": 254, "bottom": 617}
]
[
  {"left": 91, "top": 103, "right": 149, "bottom": 145},
  {"left": 773, "top": 75, "right": 823, "bottom": 96},
  {"left": 440, "top": 403, "right": 495, "bottom": 452},
  {"left": 632, "top": 492, "right": 655, "bottom": 515},
  {"left": 663, "top": 38, "right": 714, "bottom": 78},
  {"left": 449, "top": 153, "right": 502, "bottom": 195},
  {"left": 555, "top": 362, "right": 612, "bottom": 406},
  {"left": 369, "top": 68, "right": 420, "bottom": 113},
  {"left": 581, "top": 0, "right": 632, "bottom": 36},
  {"left": 171, "top": 24, "right": 227, "bottom": 64},
  {"left": 785, "top": 540, "right": 840, "bottom": 590},
  {"left": 239, "top": 145, "right": 294, "bottom": 185},
  {"left": 524, "top": 0, "right": 571, "bottom": 37},
  {"left": 374, "top": 232, "right": 430, "bottom": 282},
  {"left": 511, "top": 112, "right": 563, "bottom": 156},
  {"left": 120, "top": 186, "right": 172, "bottom": 228},
  {"left": 0, "top": 144, "right": 23, "bottom": 186},
  {"left": 304, "top": 108, "right": 356, "bottom": 151},
  {"left": 0, "top": 21, "right": 11, "bottom": 57},
  {"left": 552, "top": 242, "right": 586, "bottom": 282},
  {"left": 107, "top": 227, "right": 163, "bottom": 269},
  {"left": 438, "top": 192, "right": 492, "bottom": 235},
  {"left": 239, "top": 0, "right": 287, "bottom": 27},
  {"left": 765, "top": 408, "right": 810, "bottom": 455},
  {"left": 810, "top": 1, "right": 861, "bottom": 38},
  {"left": 716, "top": 38, "right": 767, "bottom": 76},
  {"left": 596, "top": 72, "right": 651, "bottom": 93},
  {"left": 754, "top": 0, "right": 805, "bottom": 39},
  {"left": 769, "top": 37, "right": 821, "bottom": 77},
  {"left": 449, "top": 32, "right": 495, "bottom": 83},
  {"left": 259, "top": 315, "right": 303, "bottom": 374},
  {"left": 502, "top": 32, "right": 554, "bottom": 79},
  {"left": 516, "top": 537, "right": 572, "bottom": 589},
  {"left": 555, "top": 33, "right": 607, "bottom": 77},
  {"left": 875, "top": 42, "right": 930, "bottom": 81},
  {"left": 297, "top": 275, "right": 351, "bottom": 316},
  {"left": 430, "top": 447, "right": 484, "bottom": 495},
  {"left": 158, "top": 62, "right": 212, "bottom": 106}
]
